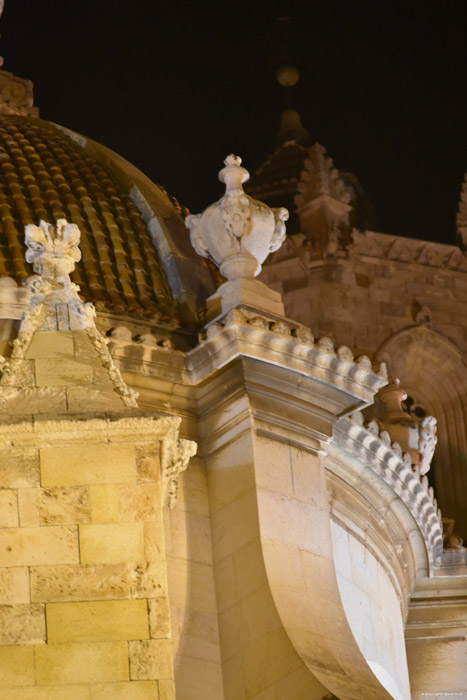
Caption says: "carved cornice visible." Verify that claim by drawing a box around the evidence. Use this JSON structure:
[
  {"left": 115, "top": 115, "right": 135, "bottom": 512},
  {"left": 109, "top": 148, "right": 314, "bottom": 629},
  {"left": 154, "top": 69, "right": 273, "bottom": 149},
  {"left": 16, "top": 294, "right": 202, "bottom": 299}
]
[
  {"left": 333, "top": 413, "right": 443, "bottom": 571},
  {"left": 350, "top": 230, "right": 467, "bottom": 271},
  {"left": 188, "top": 308, "right": 387, "bottom": 403}
]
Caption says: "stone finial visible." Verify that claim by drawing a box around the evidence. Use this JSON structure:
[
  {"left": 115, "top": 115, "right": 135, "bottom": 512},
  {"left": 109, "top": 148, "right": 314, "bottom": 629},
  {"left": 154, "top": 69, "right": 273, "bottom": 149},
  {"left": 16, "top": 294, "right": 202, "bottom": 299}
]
[
  {"left": 25, "top": 219, "right": 81, "bottom": 281},
  {"left": 186, "top": 155, "right": 288, "bottom": 319},
  {"left": 186, "top": 155, "right": 288, "bottom": 281},
  {"left": 0, "top": 219, "right": 139, "bottom": 410}
]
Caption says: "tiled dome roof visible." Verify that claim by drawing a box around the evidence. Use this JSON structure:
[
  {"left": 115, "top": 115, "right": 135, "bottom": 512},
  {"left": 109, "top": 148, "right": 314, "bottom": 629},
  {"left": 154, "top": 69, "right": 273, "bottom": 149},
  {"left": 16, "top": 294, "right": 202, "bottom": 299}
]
[{"left": 0, "top": 115, "right": 176, "bottom": 319}]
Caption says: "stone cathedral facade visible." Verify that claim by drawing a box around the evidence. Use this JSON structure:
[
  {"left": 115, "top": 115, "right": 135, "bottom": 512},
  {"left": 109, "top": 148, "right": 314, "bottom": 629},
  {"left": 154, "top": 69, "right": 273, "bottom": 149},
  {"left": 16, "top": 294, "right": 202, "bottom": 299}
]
[{"left": 0, "top": 57, "right": 465, "bottom": 700}]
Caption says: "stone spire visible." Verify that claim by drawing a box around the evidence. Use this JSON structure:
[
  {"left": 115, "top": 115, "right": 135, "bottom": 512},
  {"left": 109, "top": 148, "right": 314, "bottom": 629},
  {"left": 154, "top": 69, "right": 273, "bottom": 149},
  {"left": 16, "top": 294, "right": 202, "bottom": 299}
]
[
  {"left": 186, "top": 155, "right": 288, "bottom": 319},
  {"left": 294, "top": 143, "right": 353, "bottom": 254},
  {"left": 0, "top": 219, "right": 138, "bottom": 414}
]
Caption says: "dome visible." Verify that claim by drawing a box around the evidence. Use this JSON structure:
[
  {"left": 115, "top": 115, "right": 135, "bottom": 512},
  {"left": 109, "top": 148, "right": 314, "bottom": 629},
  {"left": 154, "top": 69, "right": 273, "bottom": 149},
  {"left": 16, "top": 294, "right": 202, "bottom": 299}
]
[{"left": 0, "top": 115, "right": 212, "bottom": 323}]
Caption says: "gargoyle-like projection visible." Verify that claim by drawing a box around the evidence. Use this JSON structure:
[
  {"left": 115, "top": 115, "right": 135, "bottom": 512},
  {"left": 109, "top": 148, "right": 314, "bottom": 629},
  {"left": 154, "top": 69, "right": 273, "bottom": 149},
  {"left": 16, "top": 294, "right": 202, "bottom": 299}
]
[{"left": 370, "top": 377, "right": 437, "bottom": 476}]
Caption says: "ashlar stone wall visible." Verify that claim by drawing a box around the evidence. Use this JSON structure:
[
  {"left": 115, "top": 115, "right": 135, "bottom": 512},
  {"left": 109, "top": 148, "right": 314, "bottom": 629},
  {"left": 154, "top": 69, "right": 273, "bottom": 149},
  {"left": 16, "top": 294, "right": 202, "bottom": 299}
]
[{"left": 0, "top": 418, "right": 175, "bottom": 700}]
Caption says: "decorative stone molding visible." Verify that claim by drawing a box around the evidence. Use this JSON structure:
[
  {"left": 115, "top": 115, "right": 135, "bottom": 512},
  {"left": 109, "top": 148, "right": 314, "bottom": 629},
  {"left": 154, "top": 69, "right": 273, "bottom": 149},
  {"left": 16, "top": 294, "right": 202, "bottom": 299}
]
[
  {"left": 334, "top": 412, "right": 443, "bottom": 569},
  {"left": 188, "top": 307, "right": 387, "bottom": 403},
  {"left": 160, "top": 432, "right": 197, "bottom": 508},
  {"left": 350, "top": 229, "right": 467, "bottom": 271},
  {"left": 295, "top": 143, "right": 352, "bottom": 209},
  {"left": 0, "top": 220, "right": 139, "bottom": 408},
  {"left": 25, "top": 219, "right": 81, "bottom": 280}
]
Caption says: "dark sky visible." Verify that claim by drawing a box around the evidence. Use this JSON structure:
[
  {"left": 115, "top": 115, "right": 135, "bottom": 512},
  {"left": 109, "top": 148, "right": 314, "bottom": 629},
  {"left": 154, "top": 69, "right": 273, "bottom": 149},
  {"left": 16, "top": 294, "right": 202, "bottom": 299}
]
[{"left": 1, "top": 0, "right": 466, "bottom": 243}]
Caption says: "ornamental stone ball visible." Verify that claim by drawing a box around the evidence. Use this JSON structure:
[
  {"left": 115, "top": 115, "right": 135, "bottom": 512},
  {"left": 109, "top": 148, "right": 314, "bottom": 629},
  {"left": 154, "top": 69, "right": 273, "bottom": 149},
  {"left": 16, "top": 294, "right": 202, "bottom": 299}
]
[{"left": 186, "top": 155, "right": 289, "bottom": 282}]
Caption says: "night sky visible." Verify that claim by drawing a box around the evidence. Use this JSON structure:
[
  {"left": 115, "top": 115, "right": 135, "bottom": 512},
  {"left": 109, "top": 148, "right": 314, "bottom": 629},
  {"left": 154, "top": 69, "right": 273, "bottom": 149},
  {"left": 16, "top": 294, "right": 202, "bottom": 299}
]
[{"left": 1, "top": 0, "right": 466, "bottom": 243}]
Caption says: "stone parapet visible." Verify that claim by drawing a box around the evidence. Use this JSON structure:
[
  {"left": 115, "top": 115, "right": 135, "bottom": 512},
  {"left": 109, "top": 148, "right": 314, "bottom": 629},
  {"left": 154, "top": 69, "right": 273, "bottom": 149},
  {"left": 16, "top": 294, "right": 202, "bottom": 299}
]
[{"left": 333, "top": 413, "right": 443, "bottom": 572}]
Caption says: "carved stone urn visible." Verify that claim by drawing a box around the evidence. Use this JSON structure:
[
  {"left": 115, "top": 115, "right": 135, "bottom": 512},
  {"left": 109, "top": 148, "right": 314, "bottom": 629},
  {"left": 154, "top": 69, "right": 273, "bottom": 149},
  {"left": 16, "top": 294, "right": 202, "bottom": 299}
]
[{"left": 186, "top": 155, "right": 289, "bottom": 319}]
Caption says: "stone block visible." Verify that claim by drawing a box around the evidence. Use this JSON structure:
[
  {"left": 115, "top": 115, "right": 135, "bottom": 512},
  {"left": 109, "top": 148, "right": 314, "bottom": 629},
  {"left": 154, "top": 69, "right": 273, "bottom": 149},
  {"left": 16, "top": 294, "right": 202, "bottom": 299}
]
[
  {"left": 31, "top": 563, "right": 130, "bottom": 602},
  {"left": 0, "top": 567, "right": 29, "bottom": 604},
  {"left": 0, "top": 645, "right": 34, "bottom": 686},
  {"left": 46, "top": 600, "right": 150, "bottom": 643},
  {"left": 143, "top": 521, "right": 165, "bottom": 561},
  {"left": 34, "top": 358, "right": 93, "bottom": 386},
  {"left": 40, "top": 444, "right": 136, "bottom": 486},
  {"left": 129, "top": 639, "right": 173, "bottom": 681},
  {"left": 90, "top": 484, "right": 120, "bottom": 523},
  {"left": 0, "top": 359, "right": 35, "bottom": 387},
  {"left": 0, "top": 686, "right": 90, "bottom": 699},
  {"left": 136, "top": 445, "right": 161, "bottom": 483},
  {"left": 0, "top": 448, "right": 40, "bottom": 488},
  {"left": 130, "top": 562, "right": 168, "bottom": 599},
  {"left": 26, "top": 331, "right": 74, "bottom": 359},
  {"left": 0, "top": 386, "right": 67, "bottom": 415},
  {"left": 34, "top": 641, "right": 129, "bottom": 684},
  {"left": 0, "top": 489, "right": 18, "bottom": 527},
  {"left": 119, "top": 484, "right": 160, "bottom": 522},
  {"left": 66, "top": 386, "right": 125, "bottom": 413},
  {"left": 158, "top": 678, "right": 176, "bottom": 700},
  {"left": 90, "top": 681, "right": 160, "bottom": 699},
  {"left": 0, "top": 526, "right": 78, "bottom": 566},
  {"left": 0, "top": 604, "right": 45, "bottom": 645},
  {"left": 79, "top": 522, "right": 144, "bottom": 565},
  {"left": 18, "top": 486, "right": 90, "bottom": 526},
  {"left": 148, "top": 598, "right": 171, "bottom": 639}
]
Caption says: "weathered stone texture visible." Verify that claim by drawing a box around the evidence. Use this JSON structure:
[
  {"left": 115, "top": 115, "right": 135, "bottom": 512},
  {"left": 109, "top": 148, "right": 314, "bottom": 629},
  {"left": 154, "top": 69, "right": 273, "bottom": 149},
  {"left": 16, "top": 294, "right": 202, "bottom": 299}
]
[
  {"left": 148, "top": 598, "right": 171, "bottom": 639},
  {"left": 0, "top": 526, "right": 78, "bottom": 566},
  {"left": 0, "top": 489, "right": 18, "bottom": 527},
  {"left": 136, "top": 445, "right": 161, "bottom": 483},
  {"left": 129, "top": 639, "right": 174, "bottom": 681},
  {"left": 0, "top": 449, "right": 40, "bottom": 488},
  {"left": 119, "top": 484, "right": 160, "bottom": 522},
  {"left": 0, "top": 568, "right": 29, "bottom": 604},
  {"left": 19, "top": 486, "right": 90, "bottom": 526},
  {"left": 30, "top": 563, "right": 131, "bottom": 602},
  {"left": 130, "top": 562, "right": 168, "bottom": 599},
  {"left": 34, "top": 358, "right": 94, "bottom": 387},
  {"left": 0, "top": 605, "right": 45, "bottom": 645},
  {"left": 79, "top": 522, "right": 145, "bottom": 565}
]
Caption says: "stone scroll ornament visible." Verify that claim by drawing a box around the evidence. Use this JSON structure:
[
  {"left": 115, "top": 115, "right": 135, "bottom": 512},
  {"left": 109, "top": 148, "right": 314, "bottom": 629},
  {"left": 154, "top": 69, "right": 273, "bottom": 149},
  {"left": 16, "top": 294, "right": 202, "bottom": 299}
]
[{"left": 185, "top": 154, "right": 289, "bottom": 280}]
